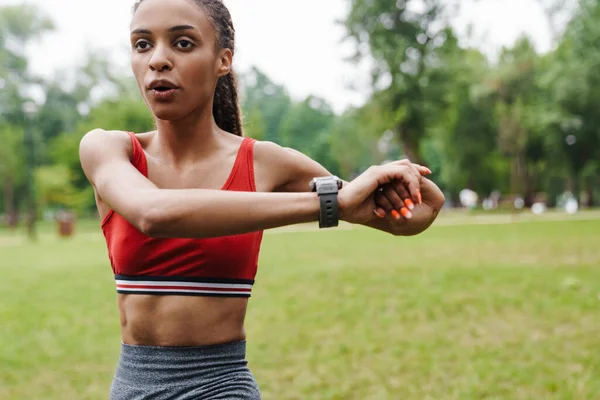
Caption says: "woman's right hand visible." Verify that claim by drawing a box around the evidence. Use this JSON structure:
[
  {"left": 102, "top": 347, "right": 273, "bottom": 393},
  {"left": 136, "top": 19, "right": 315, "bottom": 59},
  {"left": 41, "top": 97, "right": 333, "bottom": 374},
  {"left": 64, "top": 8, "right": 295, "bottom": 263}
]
[{"left": 338, "top": 162, "right": 425, "bottom": 225}]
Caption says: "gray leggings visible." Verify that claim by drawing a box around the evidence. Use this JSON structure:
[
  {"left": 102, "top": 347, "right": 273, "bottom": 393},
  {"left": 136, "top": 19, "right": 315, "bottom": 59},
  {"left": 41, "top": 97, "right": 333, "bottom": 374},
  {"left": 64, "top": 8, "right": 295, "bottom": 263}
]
[{"left": 110, "top": 340, "right": 261, "bottom": 400}]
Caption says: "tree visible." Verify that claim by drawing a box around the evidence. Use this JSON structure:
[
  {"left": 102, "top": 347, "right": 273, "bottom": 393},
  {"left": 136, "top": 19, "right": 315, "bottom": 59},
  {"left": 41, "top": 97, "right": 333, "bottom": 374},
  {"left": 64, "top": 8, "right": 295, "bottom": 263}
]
[
  {"left": 0, "top": 4, "right": 54, "bottom": 122},
  {"left": 547, "top": 0, "right": 600, "bottom": 206},
  {"left": 35, "top": 165, "right": 93, "bottom": 213},
  {"left": 422, "top": 31, "right": 505, "bottom": 200},
  {"left": 0, "top": 4, "right": 54, "bottom": 228},
  {"left": 477, "top": 37, "right": 560, "bottom": 206},
  {"left": 240, "top": 67, "right": 292, "bottom": 144},
  {"left": 35, "top": 83, "right": 81, "bottom": 163},
  {"left": 279, "top": 95, "right": 340, "bottom": 175},
  {"left": 342, "top": 0, "right": 461, "bottom": 164},
  {"left": 0, "top": 125, "right": 25, "bottom": 228},
  {"left": 330, "top": 100, "right": 396, "bottom": 180},
  {"left": 243, "top": 106, "right": 266, "bottom": 141}
]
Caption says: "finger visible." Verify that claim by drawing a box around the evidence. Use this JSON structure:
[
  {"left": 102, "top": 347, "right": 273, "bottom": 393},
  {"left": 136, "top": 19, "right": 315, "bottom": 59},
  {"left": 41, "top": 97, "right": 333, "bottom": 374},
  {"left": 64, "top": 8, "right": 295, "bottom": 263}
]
[
  {"left": 402, "top": 177, "right": 421, "bottom": 205},
  {"left": 416, "top": 165, "right": 432, "bottom": 176},
  {"left": 407, "top": 163, "right": 430, "bottom": 177},
  {"left": 382, "top": 185, "right": 405, "bottom": 211},
  {"left": 387, "top": 159, "right": 411, "bottom": 167},
  {"left": 373, "top": 207, "right": 386, "bottom": 218},
  {"left": 393, "top": 181, "right": 415, "bottom": 211},
  {"left": 387, "top": 184, "right": 413, "bottom": 219},
  {"left": 388, "top": 160, "right": 432, "bottom": 176},
  {"left": 378, "top": 186, "right": 413, "bottom": 220},
  {"left": 371, "top": 165, "right": 421, "bottom": 204},
  {"left": 392, "top": 167, "right": 421, "bottom": 205},
  {"left": 374, "top": 191, "right": 394, "bottom": 213}
]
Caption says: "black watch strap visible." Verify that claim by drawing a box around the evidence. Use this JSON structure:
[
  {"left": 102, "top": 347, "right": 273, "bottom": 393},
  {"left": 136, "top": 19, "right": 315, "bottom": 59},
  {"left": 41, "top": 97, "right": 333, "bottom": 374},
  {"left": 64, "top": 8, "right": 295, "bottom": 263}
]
[
  {"left": 319, "top": 192, "right": 339, "bottom": 228},
  {"left": 310, "top": 176, "right": 342, "bottom": 229}
]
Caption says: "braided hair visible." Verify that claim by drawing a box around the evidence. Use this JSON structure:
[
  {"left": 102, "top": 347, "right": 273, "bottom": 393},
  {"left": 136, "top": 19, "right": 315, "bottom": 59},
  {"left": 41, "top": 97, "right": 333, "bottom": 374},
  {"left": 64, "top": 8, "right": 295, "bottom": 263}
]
[{"left": 134, "top": 0, "right": 243, "bottom": 136}]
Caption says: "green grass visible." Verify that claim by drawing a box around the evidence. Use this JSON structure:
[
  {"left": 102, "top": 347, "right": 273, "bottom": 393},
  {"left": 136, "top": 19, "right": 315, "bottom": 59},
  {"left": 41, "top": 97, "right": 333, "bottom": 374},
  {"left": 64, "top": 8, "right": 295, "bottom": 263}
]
[{"left": 1, "top": 213, "right": 600, "bottom": 399}]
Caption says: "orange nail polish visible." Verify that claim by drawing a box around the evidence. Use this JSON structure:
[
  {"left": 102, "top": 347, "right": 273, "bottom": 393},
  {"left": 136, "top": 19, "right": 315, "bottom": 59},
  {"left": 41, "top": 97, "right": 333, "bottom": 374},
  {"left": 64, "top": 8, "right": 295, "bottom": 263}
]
[
  {"left": 391, "top": 210, "right": 401, "bottom": 220},
  {"left": 401, "top": 207, "right": 412, "bottom": 219},
  {"left": 405, "top": 199, "right": 415, "bottom": 210},
  {"left": 374, "top": 209, "right": 385, "bottom": 218},
  {"left": 417, "top": 189, "right": 422, "bottom": 204}
]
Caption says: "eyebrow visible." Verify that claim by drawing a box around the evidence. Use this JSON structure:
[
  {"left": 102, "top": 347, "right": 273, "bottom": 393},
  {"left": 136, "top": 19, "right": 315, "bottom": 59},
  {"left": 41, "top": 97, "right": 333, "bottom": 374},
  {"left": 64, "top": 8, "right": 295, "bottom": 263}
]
[{"left": 131, "top": 25, "right": 198, "bottom": 35}]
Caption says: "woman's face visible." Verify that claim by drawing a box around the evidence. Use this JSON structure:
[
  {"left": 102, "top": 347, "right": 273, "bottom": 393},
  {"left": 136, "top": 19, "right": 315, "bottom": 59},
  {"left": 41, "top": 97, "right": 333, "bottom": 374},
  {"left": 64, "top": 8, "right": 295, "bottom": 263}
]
[{"left": 130, "top": 0, "right": 231, "bottom": 121}]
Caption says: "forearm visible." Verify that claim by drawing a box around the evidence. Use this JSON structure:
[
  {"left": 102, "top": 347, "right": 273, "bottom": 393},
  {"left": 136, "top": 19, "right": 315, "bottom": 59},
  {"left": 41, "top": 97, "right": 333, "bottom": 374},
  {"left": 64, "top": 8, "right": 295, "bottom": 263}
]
[{"left": 141, "top": 189, "right": 320, "bottom": 238}]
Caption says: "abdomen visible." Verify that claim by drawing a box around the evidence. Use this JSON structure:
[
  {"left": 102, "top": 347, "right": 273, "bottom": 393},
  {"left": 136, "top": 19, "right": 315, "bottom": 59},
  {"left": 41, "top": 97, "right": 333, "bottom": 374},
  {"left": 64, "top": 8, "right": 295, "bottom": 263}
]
[{"left": 117, "top": 294, "right": 249, "bottom": 346}]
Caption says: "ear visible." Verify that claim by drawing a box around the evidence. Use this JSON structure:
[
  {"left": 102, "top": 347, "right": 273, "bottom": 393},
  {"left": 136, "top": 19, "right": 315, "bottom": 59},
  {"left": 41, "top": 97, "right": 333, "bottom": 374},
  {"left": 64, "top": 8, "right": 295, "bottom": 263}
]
[{"left": 216, "top": 48, "right": 233, "bottom": 78}]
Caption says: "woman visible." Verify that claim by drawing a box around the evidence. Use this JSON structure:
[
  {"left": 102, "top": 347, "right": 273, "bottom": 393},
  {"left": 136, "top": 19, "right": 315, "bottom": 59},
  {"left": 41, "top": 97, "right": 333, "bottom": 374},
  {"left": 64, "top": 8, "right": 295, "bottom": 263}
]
[{"left": 79, "top": 0, "right": 446, "bottom": 398}]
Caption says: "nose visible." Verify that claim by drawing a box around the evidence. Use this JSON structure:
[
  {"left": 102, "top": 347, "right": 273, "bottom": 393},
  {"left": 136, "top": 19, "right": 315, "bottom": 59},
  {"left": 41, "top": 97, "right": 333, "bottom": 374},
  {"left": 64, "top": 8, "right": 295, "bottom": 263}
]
[{"left": 149, "top": 45, "right": 173, "bottom": 72}]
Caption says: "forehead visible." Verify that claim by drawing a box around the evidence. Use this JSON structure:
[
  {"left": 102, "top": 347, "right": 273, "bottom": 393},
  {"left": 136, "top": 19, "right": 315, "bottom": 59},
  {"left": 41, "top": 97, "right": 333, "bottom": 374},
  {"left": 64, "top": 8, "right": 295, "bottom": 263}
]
[{"left": 131, "top": 0, "right": 212, "bottom": 34}]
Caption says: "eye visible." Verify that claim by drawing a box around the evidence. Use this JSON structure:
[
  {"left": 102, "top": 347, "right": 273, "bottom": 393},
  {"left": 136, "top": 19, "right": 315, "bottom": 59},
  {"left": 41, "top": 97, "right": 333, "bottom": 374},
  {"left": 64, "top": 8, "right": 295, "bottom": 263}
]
[
  {"left": 175, "top": 39, "right": 194, "bottom": 50},
  {"left": 134, "top": 40, "right": 152, "bottom": 52}
]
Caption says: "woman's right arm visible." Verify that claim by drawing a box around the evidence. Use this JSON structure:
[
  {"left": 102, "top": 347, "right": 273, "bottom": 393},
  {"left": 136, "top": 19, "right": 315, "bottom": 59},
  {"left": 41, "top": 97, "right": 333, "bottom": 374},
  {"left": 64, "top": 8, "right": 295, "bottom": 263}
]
[
  {"left": 79, "top": 129, "right": 321, "bottom": 238},
  {"left": 79, "top": 129, "right": 423, "bottom": 239}
]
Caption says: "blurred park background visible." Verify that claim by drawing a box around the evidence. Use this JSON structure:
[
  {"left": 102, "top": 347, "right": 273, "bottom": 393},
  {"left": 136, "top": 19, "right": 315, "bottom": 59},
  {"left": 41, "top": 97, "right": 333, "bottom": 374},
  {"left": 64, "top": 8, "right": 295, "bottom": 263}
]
[{"left": 1, "top": 0, "right": 600, "bottom": 399}]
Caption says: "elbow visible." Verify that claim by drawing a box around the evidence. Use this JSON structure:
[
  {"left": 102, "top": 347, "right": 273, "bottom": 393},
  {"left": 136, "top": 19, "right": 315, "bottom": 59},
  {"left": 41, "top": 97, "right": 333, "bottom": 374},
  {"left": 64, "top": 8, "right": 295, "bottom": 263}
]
[{"left": 138, "top": 207, "right": 170, "bottom": 238}]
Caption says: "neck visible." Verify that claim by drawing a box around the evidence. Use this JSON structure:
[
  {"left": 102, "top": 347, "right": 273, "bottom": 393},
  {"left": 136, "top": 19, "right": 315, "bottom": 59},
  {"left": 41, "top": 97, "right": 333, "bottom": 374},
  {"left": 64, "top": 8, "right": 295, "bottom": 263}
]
[{"left": 154, "top": 104, "right": 222, "bottom": 164}]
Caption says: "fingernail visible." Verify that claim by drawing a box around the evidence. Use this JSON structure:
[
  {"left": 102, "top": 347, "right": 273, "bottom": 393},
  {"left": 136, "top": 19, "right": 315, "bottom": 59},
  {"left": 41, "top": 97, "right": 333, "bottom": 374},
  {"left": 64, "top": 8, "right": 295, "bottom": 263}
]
[
  {"left": 405, "top": 199, "right": 415, "bottom": 210},
  {"left": 426, "top": 168, "right": 432, "bottom": 174},
  {"left": 391, "top": 210, "right": 401, "bottom": 220},
  {"left": 401, "top": 207, "right": 412, "bottom": 219},
  {"left": 374, "top": 209, "right": 385, "bottom": 218},
  {"left": 418, "top": 189, "right": 422, "bottom": 204}
]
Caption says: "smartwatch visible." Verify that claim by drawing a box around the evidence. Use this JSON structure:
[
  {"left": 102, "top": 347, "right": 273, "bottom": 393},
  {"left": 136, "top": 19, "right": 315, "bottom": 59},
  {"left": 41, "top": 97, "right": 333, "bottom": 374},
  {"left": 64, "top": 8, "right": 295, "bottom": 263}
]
[{"left": 309, "top": 176, "right": 343, "bottom": 228}]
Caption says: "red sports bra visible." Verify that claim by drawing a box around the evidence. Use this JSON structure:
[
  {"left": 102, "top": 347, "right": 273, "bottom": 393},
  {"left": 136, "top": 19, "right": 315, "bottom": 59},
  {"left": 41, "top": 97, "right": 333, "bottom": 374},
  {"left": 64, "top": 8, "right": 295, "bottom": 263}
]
[{"left": 101, "top": 132, "right": 264, "bottom": 298}]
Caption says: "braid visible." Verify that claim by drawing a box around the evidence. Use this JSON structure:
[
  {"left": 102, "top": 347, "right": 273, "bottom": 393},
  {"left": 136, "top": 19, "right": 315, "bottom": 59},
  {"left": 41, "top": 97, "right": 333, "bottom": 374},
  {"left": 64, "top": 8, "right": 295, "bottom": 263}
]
[
  {"left": 214, "top": 72, "right": 243, "bottom": 136},
  {"left": 134, "top": 0, "right": 244, "bottom": 136}
]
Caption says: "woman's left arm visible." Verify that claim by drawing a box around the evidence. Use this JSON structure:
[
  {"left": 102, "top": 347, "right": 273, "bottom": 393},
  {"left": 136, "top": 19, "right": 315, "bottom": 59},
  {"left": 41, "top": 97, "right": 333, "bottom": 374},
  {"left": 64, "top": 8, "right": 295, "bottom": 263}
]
[{"left": 255, "top": 142, "right": 445, "bottom": 236}]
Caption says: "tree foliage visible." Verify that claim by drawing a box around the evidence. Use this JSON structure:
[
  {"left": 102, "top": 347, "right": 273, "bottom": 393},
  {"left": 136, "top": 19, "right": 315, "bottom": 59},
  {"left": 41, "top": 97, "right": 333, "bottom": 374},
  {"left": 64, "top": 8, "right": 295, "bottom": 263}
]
[{"left": 1, "top": 0, "right": 599, "bottom": 227}]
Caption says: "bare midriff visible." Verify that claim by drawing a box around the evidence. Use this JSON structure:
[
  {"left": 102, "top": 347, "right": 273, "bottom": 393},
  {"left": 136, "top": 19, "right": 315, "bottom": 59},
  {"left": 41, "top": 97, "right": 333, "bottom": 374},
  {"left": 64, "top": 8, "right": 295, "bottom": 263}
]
[{"left": 118, "top": 294, "right": 248, "bottom": 346}]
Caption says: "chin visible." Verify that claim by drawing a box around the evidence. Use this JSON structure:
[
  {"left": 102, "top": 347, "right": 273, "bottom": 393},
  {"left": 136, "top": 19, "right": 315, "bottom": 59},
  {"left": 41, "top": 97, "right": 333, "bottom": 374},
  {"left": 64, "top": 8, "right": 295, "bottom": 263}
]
[{"left": 151, "top": 105, "right": 190, "bottom": 122}]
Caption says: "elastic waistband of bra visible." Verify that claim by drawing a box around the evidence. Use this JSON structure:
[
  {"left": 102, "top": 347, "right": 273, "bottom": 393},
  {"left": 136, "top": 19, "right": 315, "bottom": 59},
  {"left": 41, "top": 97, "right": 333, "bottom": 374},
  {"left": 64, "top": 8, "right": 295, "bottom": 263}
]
[{"left": 114, "top": 275, "right": 254, "bottom": 297}]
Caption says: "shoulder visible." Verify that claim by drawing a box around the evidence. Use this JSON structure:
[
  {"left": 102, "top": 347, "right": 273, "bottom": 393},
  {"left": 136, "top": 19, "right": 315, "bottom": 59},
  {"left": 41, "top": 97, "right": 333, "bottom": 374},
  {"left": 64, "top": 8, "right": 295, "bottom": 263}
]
[
  {"left": 79, "top": 129, "right": 133, "bottom": 156},
  {"left": 252, "top": 140, "right": 330, "bottom": 192},
  {"left": 79, "top": 129, "right": 156, "bottom": 158},
  {"left": 79, "top": 129, "right": 136, "bottom": 175}
]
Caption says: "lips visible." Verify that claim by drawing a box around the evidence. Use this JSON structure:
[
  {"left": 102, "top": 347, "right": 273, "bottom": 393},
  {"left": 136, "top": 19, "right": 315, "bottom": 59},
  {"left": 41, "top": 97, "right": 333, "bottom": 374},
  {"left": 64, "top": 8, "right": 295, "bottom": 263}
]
[
  {"left": 147, "top": 80, "right": 180, "bottom": 101},
  {"left": 148, "top": 79, "right": 179, "bottom": 91}
]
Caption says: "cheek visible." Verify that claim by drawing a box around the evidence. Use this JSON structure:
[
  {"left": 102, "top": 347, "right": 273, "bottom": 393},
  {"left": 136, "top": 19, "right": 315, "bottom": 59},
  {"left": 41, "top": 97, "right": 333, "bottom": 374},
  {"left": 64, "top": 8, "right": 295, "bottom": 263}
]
[
  {"left": 131, "top": 56, "right": 147, "bottom": 89},
  {"left": 183, "top": 54, "right": 218, "bottom": 94}
]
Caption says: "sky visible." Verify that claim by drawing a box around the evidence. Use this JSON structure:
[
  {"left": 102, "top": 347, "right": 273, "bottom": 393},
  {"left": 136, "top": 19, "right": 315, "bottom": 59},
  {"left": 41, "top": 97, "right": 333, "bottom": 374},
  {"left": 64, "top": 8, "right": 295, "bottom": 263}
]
[{"left": 3, "top": 0, "right": 556, "bottom": 114}]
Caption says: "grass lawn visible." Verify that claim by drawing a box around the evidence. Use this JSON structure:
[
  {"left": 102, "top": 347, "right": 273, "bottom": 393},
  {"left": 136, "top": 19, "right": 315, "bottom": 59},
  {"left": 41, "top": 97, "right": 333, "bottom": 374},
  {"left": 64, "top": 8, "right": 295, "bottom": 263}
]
[{"left": 1, "top": 212, "right": 599, "bottom": 399}]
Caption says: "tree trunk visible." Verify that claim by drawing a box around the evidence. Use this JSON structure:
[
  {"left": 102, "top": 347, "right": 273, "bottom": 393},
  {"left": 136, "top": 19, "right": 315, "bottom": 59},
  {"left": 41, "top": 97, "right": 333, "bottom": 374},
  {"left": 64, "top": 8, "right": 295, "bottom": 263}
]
[
  {"left": 3, "top": 177, "right": 17, "bottom": 230},
  {"left": 585, "top": 180, "right": 594, "bottom": 208},
  {"left": 397, "top": 125, "right": 422, "bottom": 164},
  {"left": 523, "top": 163, "right": 535, "bottom": 207},
  {"left": 452, "top": 191, "right": 461, "bottom": 209},
  {"left": 565, "top": 174, "right": 574, "bottom": 193},
  {"left": 510, "top": 156, "right": 519, "bottom": 199}
]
